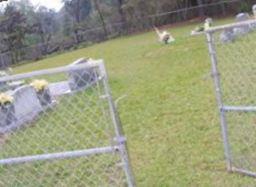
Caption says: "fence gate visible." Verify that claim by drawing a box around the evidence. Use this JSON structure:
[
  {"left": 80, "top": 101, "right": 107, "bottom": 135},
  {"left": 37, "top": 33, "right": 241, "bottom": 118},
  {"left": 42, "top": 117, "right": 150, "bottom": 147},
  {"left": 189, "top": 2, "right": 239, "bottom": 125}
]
[
  {"left": 0, "top": 59, "right": 135, "bottom": 186},
  {"left": 201, "top": 20, "right": 256, "bottom": 177}
]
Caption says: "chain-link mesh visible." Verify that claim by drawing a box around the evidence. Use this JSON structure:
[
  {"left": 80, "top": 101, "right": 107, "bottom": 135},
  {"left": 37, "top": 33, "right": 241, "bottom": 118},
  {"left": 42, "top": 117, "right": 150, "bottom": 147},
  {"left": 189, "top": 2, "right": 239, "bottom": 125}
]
[
  {"left": 214, "top": 28, "right": 256, "bottom": 106},
  {"left": 205, "top": 20, "right": 256, "bottom": 176},
  {"left": 0, "top": 59, "right": 133, "bottom": 186}
]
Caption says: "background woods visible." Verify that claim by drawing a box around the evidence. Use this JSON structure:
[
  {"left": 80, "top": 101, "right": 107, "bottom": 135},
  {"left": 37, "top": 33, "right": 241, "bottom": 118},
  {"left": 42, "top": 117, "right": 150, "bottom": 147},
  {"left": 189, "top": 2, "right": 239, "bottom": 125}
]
[{"left": 0, "top": 0, "right": 255, "bottom": 67}]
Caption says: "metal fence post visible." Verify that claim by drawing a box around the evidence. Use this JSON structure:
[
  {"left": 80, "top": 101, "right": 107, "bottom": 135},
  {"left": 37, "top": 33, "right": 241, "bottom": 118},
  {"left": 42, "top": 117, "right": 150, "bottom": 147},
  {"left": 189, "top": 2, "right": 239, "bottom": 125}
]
[
  {"left": 206, "top": 32, "right": 232, "bottom": 171},
  {"left": 99, "top": 61, "right": 136, "bottom": 187}
]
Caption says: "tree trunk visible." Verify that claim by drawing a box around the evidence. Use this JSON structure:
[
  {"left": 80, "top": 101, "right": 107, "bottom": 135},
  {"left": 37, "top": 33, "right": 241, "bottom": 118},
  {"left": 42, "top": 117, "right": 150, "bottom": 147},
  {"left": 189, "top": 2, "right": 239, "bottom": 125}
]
[
  {"left": 197, "top": 0, "right": 204, "bottom": 17},
  {"left": 221, "top": 2, "right": 226, "bottom": 16},
  {"left": 117, "top": 0, "right": 127, "bottom": 34},
  {"left": 75, "top": 0, "right": 81, "bottom": 23},
  {"left": 94, "top": 0, "right": 108, "bottom": 38},
  {"left": 74, "top": 29, "right": 80, "bottom": 44}
]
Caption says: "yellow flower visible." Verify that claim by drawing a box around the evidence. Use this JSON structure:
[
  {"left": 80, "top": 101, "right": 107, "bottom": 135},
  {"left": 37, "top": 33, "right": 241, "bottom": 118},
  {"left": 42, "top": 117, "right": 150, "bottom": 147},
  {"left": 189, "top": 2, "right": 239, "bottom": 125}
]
[
  {"left": 30, "top": 79, "right": 49, "bottom": 92},
  {"left": 0, "top": 93, "right": 13, "bottom": 106},
  {"left": 204, "top": 22, "right": 210, "bottom": 31}
]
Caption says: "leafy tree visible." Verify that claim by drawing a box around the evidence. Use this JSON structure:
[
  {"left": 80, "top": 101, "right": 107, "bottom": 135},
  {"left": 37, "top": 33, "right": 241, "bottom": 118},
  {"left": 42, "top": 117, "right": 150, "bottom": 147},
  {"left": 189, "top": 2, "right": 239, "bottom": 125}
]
[
  {"left": 32, "top": 6, "right": 58, "bottom": 54},
  {"left": 116, "top": 0, "right": 128, "bottom": 33},
  {"left": 63, "top": 0, "right": 92, "bottom": 43},
  {"left": 0, "top": 5, "right": 28, "bottom": 63},
  {"left": 93, "top": 0, "right": 108, "bottom": 37}
]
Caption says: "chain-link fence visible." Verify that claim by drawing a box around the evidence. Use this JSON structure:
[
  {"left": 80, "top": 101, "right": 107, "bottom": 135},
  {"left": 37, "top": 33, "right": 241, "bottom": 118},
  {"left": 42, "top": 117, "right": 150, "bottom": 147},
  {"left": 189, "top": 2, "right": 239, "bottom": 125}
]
[
  {"left": 200, "top": 19, "right": 256, "bottom": 177},
  {"left": 0, "top": 59, "right": 135, "bottom": 186}
]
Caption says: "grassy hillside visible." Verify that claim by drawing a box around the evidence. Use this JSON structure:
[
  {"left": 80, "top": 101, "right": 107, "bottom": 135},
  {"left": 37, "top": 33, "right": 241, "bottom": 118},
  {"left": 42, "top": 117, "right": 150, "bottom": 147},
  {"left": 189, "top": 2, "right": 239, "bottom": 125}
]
[{"left": 4, "top": 18, "right": 256, "bottom": 186}]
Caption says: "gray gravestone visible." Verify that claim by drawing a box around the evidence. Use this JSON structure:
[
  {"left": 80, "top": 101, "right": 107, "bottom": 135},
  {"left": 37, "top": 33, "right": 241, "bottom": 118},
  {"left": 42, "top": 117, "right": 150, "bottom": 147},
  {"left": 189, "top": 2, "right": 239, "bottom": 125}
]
[
  {"left": 36, "top": 88, "right": 52, "bottom": 107},
  {"left": 49, "top": 81, "right": 71, "bottom": 96},
  {"left": 0, "top": 85, "right": 43, "bottom": 133},
  {"left": 13, "top": 85, "right": 43, "bottom": 124},
  {"left": 68, "top": 58, "right": 98, "bottom": 91},
  {"left": 249, "top": 22, "right": 256, "bottom": 31},
  {"left": 234, "top": 13, "right": 250, "bottom": 36},
  {"left": 0, "top": 103, "right": 16, "bottom": 128},
  {"left": 236, "top": 13, "right": 250, "bottom": 22},
  {"left": 220, "top": 29, "right": 235, "bottom": 43},
  {"left": 0, "top": 71, "right": 8, "bottom": 91}
]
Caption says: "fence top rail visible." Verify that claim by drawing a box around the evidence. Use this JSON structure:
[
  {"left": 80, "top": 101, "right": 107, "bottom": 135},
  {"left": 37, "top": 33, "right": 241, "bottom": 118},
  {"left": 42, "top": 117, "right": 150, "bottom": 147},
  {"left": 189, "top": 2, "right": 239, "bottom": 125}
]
[
  {"left": 191, "top": 19, "right": 256, "bottom": 36},
  {"left": 0, "top": 59, "right": 104, "bottom": 83}
]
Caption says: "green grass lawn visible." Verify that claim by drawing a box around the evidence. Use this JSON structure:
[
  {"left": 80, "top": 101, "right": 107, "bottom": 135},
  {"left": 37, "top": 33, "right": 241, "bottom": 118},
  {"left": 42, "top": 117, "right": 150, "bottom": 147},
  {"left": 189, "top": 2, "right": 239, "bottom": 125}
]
[{"left": 3, "top": 18, "right": 256, "bottom": 186}]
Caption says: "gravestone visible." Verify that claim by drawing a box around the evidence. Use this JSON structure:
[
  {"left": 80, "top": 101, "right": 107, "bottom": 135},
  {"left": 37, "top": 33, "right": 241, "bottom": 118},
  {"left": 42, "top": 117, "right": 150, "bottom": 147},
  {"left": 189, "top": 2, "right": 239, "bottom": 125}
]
[
  {"left": 234, "top": 13, "right": 250, "bottom": 36},
  {"left": 253, "top": 4, "right": 256, "bottom": 18},
  {"left": 36, "top": 88, "right": 52, "bottom": 107},
  {"left": 249, "top": 22, "right": 256, "bottom": 31},
  {"left": 48, "top": 81, "right": 71, "bottom": 96},
  {"left": 8, "top": 80, "right": 25, "bottom": 90},
  {"left": 0, "top": 103, "right": 16, "bottom": 127},
  {"left": 0, "top": 71, "right": 8, "bottom": 91},
  {"left": 236, "top": 13, "right": 250, "bottom": 22},
  {"left": 13, "top": 85, "right": 43, "bottom": 124},
  {"left": 0, "top": 85, "right": 43, "bottom": 133},
  {"left": 220, "top": 29, "right": 235, "bottom": 43},
  {"left": 68, "top": 58, "right": 98, "bottom": 91}
]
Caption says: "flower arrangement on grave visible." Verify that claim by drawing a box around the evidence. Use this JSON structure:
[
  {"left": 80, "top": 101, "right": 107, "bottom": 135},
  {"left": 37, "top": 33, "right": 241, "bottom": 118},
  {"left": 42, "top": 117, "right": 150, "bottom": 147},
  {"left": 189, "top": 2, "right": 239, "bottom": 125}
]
[
  {"left": 153, "top": 26, "right": 175, "bottom": 44},
  {"left": 0, "top": 93, "right": 13, "bottom": 106},
  {"left": 191, "top": 18, "right": 213, "bottom": 35},
  {"left": 30, "top": 79, "right": 52, "bottom": 106},
  {"left": 30, "top": 79, "right": 49, "bottom": 92},
  {"left": 0, "top": 92, "right": 15, "bottom": 127}
]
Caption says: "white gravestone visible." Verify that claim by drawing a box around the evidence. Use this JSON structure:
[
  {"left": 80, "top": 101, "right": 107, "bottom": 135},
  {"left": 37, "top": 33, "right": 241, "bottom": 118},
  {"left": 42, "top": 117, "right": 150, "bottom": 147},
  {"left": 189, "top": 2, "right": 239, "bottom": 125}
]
[
  {"left": 234, "top": 13, "right": 250, "bottom": 36},
  {"left": 253, "top": 4, "right": 256, "bottom": 18}
]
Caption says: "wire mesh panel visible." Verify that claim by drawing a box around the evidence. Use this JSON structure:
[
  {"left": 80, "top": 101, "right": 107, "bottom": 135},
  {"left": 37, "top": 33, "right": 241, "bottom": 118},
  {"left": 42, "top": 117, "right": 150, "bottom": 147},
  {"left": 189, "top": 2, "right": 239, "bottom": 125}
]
[
  {"left": 203, "top": 20, "right": 256, "bottom": 177},
  {"left": 0, "top": 59, "right": 135, "bottom": 186}
]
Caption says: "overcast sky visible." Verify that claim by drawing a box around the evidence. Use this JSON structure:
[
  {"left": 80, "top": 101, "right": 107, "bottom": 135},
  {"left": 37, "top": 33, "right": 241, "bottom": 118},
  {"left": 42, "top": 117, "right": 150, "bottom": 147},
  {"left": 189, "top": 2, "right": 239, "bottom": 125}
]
[
  {"left": 31, "top": 0, "right": 63, "bottom": 11},
  {"left": 0, "top": 0, "right": 64, "bottom": 11}
]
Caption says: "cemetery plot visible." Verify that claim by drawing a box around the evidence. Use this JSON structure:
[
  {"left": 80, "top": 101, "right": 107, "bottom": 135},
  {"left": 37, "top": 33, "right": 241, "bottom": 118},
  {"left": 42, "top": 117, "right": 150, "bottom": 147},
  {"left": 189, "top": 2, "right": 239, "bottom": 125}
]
[
  {"left": 0, "top": 59, "right": 134, "bottom": 186},
  {"left": 220, "top": 13, "right": 256, "bottom": 44},
  {"left": 204, "top": 19, "right": 256, "bottom": 178}
]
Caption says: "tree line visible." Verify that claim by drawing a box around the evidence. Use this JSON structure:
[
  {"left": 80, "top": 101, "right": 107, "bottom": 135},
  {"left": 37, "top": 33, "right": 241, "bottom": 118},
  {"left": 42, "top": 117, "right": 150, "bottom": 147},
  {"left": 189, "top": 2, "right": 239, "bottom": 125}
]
[{"left": 0, "top": 0, "right": 254, "bottom": 67}]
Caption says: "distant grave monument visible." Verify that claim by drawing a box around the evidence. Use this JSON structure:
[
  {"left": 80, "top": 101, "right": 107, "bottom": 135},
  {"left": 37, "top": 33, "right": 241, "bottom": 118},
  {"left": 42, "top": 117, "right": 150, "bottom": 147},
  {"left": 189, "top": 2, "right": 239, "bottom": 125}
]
[
  {"left": 220, "top": 29, "right": 236, "bottom": 43},
  {"left": 234, "top": 13, "right": 250, "bottom": 36},
  {"left": 220, "top": 11, "right": 256, "bottom": 43},
  {"left": 253, "top": 4, "right": 256, "bottom": 18}
]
